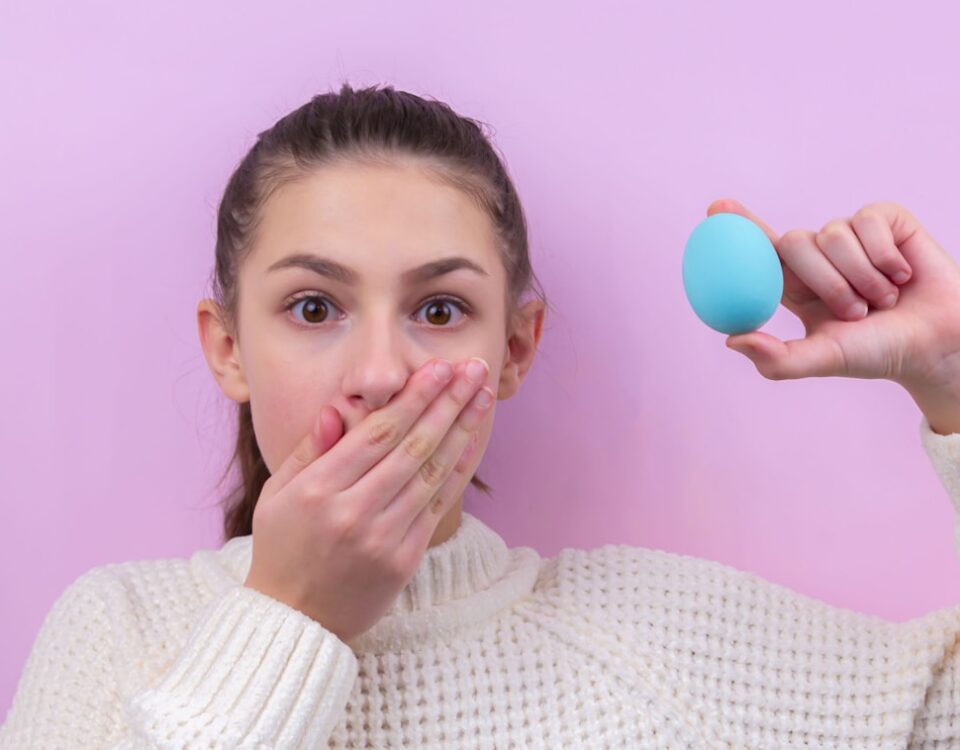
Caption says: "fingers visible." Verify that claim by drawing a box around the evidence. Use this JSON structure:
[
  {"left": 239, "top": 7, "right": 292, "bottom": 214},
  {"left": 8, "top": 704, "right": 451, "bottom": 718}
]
[
  {"left": 390, "top": 377, "right": 494, "bottom": 554},
  {"left": 778, "top": 228, "right": 872, "bottom": 321},
  {"left": 307, "top": 357, "right": 456, "bottom": 496},
  {"left": 361, "top": 356, "right": 490, "bottom": 520},
  {"left": 816, "top": 219, "right": 901, "bottom": 312},
  {"left": 776, "top": 208, "right": 917, "bottom": 323},
  {"left": 264, "top": 404, "right": 344, "bottom": 497},
  {"left": 849, "top": 207, "right": 913, "bottom": 285}
]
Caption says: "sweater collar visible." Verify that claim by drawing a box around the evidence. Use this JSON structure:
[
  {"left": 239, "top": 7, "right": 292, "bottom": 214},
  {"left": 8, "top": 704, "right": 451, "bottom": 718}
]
[{"left": 191, "top": 511, "right": 542, "bottom": 653}]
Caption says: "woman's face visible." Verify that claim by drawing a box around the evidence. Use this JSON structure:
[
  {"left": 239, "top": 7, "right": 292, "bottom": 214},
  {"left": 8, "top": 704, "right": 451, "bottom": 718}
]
[{"left": 198, "top": 159, "right": 544, "bottom": 546}]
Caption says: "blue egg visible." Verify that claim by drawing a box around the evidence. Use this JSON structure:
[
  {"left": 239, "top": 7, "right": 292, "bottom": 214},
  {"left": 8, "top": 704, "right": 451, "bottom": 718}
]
[{"left": 682, "top": 213, "right": 784, "bottom": 335}]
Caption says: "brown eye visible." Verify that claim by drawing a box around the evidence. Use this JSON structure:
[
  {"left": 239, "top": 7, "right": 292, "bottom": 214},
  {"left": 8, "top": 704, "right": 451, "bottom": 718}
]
[
  {"left": 417, "top": 296, "right": 469, "bottom": 328},
  {"left": 301, "top": 298, "right": 329, "bottom": 324},
  {"left": 287, "top": 295, "right": 338, "bottom": 325},
  {"left": 424, "top": 300, "right": 451, "bottom": 326}
]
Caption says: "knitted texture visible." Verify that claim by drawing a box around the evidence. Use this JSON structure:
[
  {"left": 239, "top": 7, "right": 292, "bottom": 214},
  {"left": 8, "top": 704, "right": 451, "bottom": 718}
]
[{"left": 2, "top": 414, "right": 960, "bottom": 749}]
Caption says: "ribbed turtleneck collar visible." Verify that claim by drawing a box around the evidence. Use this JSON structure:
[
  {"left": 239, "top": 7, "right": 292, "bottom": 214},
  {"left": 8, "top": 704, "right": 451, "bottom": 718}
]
[{"left": 190, "top": 511, "right": 542, "bottom": 653}]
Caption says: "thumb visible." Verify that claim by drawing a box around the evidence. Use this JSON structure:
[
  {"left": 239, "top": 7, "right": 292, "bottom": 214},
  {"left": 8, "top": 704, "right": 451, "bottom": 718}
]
[
  {"left": 726, "top": 331, "right": 845, "bottom": 380},
  {"left": 266, "top": 405, "right": 345, "bottom": 496},
  {"left": 707, "top": 198, "right": 780, "bottom": 247}
]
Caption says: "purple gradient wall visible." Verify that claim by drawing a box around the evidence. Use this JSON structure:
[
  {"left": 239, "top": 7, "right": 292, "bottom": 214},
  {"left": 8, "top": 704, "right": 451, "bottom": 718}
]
[{"left": 3, "top": 0, "right": 959, "bottom": 712}]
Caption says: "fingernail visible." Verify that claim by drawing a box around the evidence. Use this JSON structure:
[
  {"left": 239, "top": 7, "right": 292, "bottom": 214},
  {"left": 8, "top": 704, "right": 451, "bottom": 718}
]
[
  {"left": 433, "top": 360, "right": 453, "bottom": 382},
  {"left": 879, "top": 293, "right": 897, "bottom": 309},
  {"left": 466, "top": 358, "right": 488, "bottom": 383},
  {"left": 894, "top": 271, "right": 910, "bottom": 284},
  {"left": 474, "top": 387, "right": 494, "bottom": 409},
  {"left": 846, "top": 301, "right": 868, "bottom": 319}
]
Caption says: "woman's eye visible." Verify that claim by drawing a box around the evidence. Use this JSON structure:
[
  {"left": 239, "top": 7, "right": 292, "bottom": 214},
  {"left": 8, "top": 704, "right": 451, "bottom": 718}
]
[
  {"left": 284, "top": 294, "right": 470, "bottom": 328},
  {"left": 415, "top": 296, "right": 469, "bottom": 327},
  {"left": 286, "top": 294, "right": 342, "bottom": 326}
]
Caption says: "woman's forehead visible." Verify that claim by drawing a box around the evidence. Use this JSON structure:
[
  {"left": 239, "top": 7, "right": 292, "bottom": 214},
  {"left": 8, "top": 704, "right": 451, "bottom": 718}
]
[{"left": 251, "top": 165, "right": 502, "bottom": 283}]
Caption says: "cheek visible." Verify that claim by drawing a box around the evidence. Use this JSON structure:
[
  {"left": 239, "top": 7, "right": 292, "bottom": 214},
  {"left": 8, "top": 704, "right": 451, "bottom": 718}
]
[{"left": 248, "top": 374, "right": 338, "bottom": 475}]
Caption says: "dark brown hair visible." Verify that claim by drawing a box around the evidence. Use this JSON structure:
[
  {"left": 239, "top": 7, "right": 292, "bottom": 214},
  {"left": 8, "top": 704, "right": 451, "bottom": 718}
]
[{"left": 205, "top": 82, "right": 549, "bottom": 543}]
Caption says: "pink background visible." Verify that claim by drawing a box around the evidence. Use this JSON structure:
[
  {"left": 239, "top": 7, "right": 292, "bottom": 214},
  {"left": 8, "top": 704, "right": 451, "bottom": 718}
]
[{"left": 3, "top": 0, "right": 960, "bottom": 712}]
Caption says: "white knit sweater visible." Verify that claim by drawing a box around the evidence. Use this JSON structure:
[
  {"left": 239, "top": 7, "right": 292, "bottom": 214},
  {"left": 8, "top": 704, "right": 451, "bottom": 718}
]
[{"left": 3, "top": 415, "right": 960, "bottom": 749}]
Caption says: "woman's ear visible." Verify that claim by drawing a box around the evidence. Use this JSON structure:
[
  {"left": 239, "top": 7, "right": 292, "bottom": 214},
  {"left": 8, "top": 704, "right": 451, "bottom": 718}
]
[
  {"left": 196, "top": 298, "right": 251, "bottom": 404},
  {"left": 497, "top": 298, "right": 546, "bottom": 400}
]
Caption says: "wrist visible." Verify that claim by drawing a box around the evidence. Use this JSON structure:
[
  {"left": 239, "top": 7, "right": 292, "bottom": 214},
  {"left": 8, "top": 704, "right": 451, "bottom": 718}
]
[{"left": 902, "top": 380, "right": 960, "bottom": 436}]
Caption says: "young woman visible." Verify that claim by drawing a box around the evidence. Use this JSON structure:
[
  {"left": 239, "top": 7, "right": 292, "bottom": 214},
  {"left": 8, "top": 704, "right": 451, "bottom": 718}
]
[{"left": 3, "top": 82, "right": 960, "bottom": 749}]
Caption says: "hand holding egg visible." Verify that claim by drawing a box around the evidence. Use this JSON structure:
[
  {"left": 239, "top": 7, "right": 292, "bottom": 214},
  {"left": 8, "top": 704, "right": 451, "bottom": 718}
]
[{"left": 682, "top": 198, "right": 960, "bottom": 389}]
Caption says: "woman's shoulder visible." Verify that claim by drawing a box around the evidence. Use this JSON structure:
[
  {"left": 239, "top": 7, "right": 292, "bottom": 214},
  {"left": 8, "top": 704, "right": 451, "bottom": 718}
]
[
  {"left": 539, "top": 541, "right": 898, "bottom": 633},
  {"left": 29, "top": 538, "right": 250, "bottom": 686},
  {"left": 52, "top": 536, "right": 249, "bottom": 635}
]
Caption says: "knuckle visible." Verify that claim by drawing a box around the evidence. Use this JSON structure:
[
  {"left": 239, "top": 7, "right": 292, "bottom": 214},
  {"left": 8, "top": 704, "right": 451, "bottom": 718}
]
[
  {"left": 448, "top": 382, "right": 472, "bottom": 407},
  {"left": 453, "top": 416, "right": 475, "bottom": 438},
  {"left": 864, "top": 277, "right": 892, "bottom": 299},
  {"left": 428, "top": 492, "right": 446, "bottom": 515},
  {"left": 873, "top": 249, "right": 900, "bottom": 269},
  {"left": 451, "top": 459, "right": 468, "bottom": 478},
  {"left": 420, "top": 377, "right": 440, "bottom": 406},
  {"left": 780, "top": 228, "right": 806, "bottom": 244},
  {"left": 853, "top": 206, "right": 878, "bottom": 225},
  {"left": 817, "top": 220, "right": 847, "bottom": 245},
  {"left": 869, "top": 200, "right": 896, "bottom": 215},
  {"left": 755, "top": 359, "right": 784, "bottom": 380},
  {"left": 419, "top": 455, "right": 448, "bottom": 488},
  {"left": 778, "top": 229, "right": 807, "bottom": 251},
  {"left": 296, "top": 479, "right": 325, "bottom": 506},
  {"left": 329, "top": 506, "right": 359, "bottom": 538},
  {"left": 359, "top": 525, "right": 389, "bottom": 562},
  {"left": 825, "top": 276, "right": 852, "bottom": 300},
  {"left": 292, "top": 442, "right": 314, "bottom": 468},
  {"left": 402, "top": 430, "right": 434, "bottom": 461},
  {"left": 391, "top": 549, "right": 416, "bottom": 581},
  {"left": 282, "top": 474, "right": 317, "bottom": 509},
  {"left": 451, "top": 421, "right": 476, "bottom": 450},
  {"left": 366, "top": 419, "right": 401, "bottom": 448}
]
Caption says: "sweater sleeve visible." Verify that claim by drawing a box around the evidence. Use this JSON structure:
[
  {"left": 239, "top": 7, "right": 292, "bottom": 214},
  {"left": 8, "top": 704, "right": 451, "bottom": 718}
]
[
  {"left": 903, "top": 414, "right": 960, "bottom": 746},
  {"left": 0, "top": 570, "right": 359, "bottom": 749},
  {"left": 919, "top": 413, "right": 960, "bottom": 561}
]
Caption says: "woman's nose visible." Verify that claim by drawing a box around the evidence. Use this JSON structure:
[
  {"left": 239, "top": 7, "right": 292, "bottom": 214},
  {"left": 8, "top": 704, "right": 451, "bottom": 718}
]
[
  {"left": 344, "top": 319, "right": 434, "bottom": 410},
  {"left": 346, "top": 368, "right": 405, "bottom": 411}
]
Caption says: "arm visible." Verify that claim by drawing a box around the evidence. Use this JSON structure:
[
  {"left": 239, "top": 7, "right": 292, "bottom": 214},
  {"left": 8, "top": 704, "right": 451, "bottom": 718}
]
[
  {"left": 901, "top": 606, "right": 960, "bottom": 748},
  {"left": 918, "top": 405, "right": 960, "bottom": 562},
  {"left": 0, "top": 569, "right": 358, "bottom": 749},
  {"left": 907, "top": 381, "right": 960, "bottom": 437}
]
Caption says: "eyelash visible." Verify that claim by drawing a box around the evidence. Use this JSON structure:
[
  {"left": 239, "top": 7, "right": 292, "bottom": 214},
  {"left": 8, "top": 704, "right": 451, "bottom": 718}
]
[{"left": 283, "top": 292, "right": 473, "bottom": 330}]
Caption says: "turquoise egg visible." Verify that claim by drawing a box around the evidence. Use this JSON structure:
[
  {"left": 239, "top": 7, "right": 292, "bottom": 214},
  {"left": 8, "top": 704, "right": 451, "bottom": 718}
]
[{"left": 682, "top": 213, "right": 784, "bottom": 335}]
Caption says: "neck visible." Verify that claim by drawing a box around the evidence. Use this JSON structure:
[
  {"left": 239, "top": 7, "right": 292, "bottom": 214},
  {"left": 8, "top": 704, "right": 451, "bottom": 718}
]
[{"left": 428, "top": 499, "right": 463, "bottom": 548}]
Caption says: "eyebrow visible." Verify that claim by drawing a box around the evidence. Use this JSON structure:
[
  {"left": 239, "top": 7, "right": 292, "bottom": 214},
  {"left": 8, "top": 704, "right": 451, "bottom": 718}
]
[{"left": 267, "top": 253, "right": 490, "bottom": 285}]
